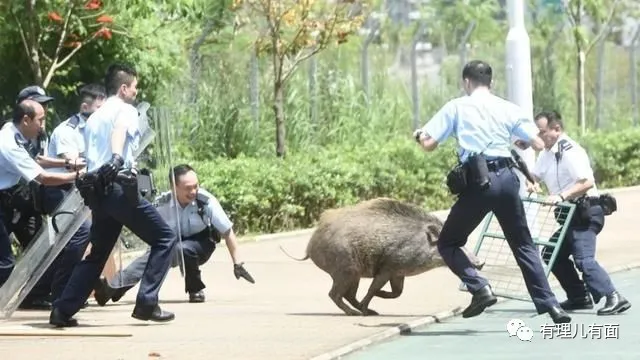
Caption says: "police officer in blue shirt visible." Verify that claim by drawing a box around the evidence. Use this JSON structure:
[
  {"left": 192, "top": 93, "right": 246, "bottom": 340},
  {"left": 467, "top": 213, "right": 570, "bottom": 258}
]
[
  {"left": 413, "top": 60, "right": 570, "bottom": 324},
  {"left": 0, "top": 100, "right": 83, "bottom": 291},
  {"left": 93, "top": 164, "right": 254, "bottom": 305},
  {"left": 49, "top": 63, "right": 177, "bottom": 327},
  {"left": 15, "top": 86, "right": 54, "bottom": 158},
  {"left": 528, "top": 110, "right": 630, "bottom": 316},
  {"left": 41, "top": 84, "right": 107, "bottom": 305}
]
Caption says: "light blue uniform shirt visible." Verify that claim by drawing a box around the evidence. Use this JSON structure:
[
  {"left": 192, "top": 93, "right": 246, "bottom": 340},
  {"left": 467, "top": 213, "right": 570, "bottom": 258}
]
[
  {"left": 419, "top": 89, "right": 539, "bottom": 163},
  {"left": 48, "top": 113, "right": 87, "bottom": 173},
  {"left": 0, "top": 123, "right": 44, "bottom": 190},
  {"left": 154, "top": 188, "right": 233, "bottom": 238},
  {"left": 84, "top": 96, "right": 140, "bottom": 172}
]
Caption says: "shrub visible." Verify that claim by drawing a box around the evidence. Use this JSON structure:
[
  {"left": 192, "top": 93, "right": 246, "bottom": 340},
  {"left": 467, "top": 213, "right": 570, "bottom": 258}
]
[{"left": 185, "top": 128, "right": 640, "bottom": 236}]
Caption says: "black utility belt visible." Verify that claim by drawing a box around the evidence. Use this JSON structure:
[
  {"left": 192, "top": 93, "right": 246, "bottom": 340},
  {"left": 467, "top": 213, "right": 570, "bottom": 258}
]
[{"left": 446, "top": 154, "right": 514, "bottom": 196}]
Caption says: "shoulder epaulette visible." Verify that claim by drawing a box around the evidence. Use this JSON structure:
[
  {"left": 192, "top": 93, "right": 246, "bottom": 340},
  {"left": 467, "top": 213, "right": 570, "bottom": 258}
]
[
  {"left": 66, "top": 115, "right": 81, "bottom": 129},
  {"left": 557, "top": 139, "right": 573, "bottom": 152}
]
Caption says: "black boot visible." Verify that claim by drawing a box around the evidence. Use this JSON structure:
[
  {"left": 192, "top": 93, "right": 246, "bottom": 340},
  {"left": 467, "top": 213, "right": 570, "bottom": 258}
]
[
  {"left": 189, "top": 290, "right": 205, "bottom": 303},
  {"left": 131, "top": 304, "right": 175, "bottom": 322},
  {"left": 560, "top": 295, "right": 593, "bottom": 311},
  {"left": 462, "top": 285, "right": 498, "bottom": 318},
  {"left": 597, "top": 291, "right": 631, "bottom": 315},
  {"left": 93, "top": 277, "right": 115, "bottom": 306},
  {"left": 548, "top": 305, "right": 571, "bottom": 323},
  {"left": 49, "top": 308, "right": 78, "bottom": 328}
]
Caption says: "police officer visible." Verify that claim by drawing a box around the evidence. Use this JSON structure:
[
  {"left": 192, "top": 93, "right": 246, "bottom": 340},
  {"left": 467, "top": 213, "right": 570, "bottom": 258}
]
[
  {"left": 93, "top": 164, "right": 255, "bottom": 305},
  {"left": 14, "top": 85, "right": 54, "bottom": 158},
  {"left": 42, "top": 84, "right": 107, "bottom": 305},
  {"left": 49, "top": 63, "right": 177, "bottom": 327},
  {"left": 527, "top": 110, "right": 631, "bottom": 316},
  {"left": 0, "top": 100, "right": 83, "bottom": 290},
  {"left": 6, "top": 87, "right": 88, "bottom": 310},
  {"left": 413, "top": 60, "right": 570, "bottom": 324}
]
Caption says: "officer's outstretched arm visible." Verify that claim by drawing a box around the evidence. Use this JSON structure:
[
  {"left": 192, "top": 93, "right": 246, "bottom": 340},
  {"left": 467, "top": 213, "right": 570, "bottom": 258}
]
[{"left": 35, "top": 170, "right": 81, "bottom": 186}]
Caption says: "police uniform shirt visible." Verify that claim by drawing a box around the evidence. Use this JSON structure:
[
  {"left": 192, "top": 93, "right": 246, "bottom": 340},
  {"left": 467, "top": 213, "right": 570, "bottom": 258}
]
[
  {"left": 1, "top": 122, "right": 48, "bottom": 158},
  {"left": 419, "top": 88, "right": 539, "bottom": 163},
  {"left": 47, "top": 114, "right": 87, "bottom": 173},
  {"left": 84, "top": 96, "right": 140, "bottom": 172},
  {"left": 154, "top": 188, "right": 233, "bottom": 239},
  {"left": 0, "top": 123, "right": 44, "bottom": 190},
  {"left": 532, "top": 133, "right": 599, "bottom": 197}
]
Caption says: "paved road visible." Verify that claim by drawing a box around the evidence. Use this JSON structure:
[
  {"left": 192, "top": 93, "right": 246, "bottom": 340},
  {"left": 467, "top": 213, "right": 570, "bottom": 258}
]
[
  {"left": 346, "top": 268, "right": 639, "bottom": 360},
  {"left": 0, "top": 186, "right": 639, "bottom": 360}
]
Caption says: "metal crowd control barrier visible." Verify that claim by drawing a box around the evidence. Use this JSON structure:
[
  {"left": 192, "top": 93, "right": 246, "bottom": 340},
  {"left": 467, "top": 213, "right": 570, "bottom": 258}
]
[{"left": 459, "top": 197, "right": 577, "bottom": 302}]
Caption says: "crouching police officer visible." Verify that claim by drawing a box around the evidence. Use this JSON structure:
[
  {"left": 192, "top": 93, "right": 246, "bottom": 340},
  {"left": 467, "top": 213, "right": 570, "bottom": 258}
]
[
  {"left": 49, "top": 63, "right": 177, "bottom": 327},
  {"left": 413, "top": 60, "right": 570, "bottom": 324},
  {"left": 0, "top": 100, "right": 84, "bottom": 289},
  {"left": 527, "top": 110, "right": 631, "bottom": 316},
  {"left": 93, "top": 164, "right": 254, "bottom": 305}
]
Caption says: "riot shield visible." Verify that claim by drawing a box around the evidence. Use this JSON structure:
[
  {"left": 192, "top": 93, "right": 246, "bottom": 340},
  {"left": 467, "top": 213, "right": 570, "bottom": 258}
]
[
  {"left": 148, "top": 106, "right": 185, "bottom": 277},
  {"left": 0, "top": 102, "right": 157, "bottom": 319}
]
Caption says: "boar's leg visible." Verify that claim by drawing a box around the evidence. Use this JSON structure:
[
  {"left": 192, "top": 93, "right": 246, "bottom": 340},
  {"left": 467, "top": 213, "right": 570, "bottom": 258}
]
[
  {"left": 374, "top": 275, "right": 404, "bottom": 299},
  {"left": 344, "top": 279, "right": 362, "bottom": 310},
  {"left": 358, "top": 273, "right": 392, "bottom": 316},
  {"left": 329, "top": 272, "right": 362, "bottom": 316}
]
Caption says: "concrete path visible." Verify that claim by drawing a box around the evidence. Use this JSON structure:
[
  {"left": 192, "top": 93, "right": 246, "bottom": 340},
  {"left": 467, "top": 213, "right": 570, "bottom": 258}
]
[
  {"left": 1, "top": 186, "right": 640, "bottom": 360},
  {"left": 346, "top": 268, "right": 639, "bottom": 360}
]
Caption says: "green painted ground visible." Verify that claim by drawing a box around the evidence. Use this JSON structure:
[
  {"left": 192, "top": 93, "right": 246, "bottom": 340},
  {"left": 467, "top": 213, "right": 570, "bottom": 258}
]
[{"left": 347, "top": 268, "right": 639, "bottom": 359}]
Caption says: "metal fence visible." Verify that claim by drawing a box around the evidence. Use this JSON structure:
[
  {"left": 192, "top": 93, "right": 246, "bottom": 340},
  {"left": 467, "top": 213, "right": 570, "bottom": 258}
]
[{"left": 183, "top": 18, "right": 640, "bottom": 138}]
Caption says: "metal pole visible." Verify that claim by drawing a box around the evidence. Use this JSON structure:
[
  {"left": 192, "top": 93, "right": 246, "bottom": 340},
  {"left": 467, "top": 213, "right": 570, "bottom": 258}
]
[
  {"left": 361, "top": 19, "right": 379, "bottom": 104},
  {"left": 459, "top": 21, "right": 476, "bottom": 74},
  {"left": 595, "top": 25, "right": 609, "bottom": 129},
  {"left": 308, "top": 53, "right": 318, "bottom": 125},
  {"left": 249, "top": 49, "right": 260, "bottom": 133},
  {"left": 505, "top": 0, "right": 535, "bottom": 196},
  {"left": 631, "top": 26, "right": 640, "bottom": 126},
  {"left": 411, "top": 21, "right": 427, "bottom": 130}
]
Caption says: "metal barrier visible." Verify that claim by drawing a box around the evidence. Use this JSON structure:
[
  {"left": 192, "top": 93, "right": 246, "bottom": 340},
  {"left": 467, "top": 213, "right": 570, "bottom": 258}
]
[{"left": 459, "top": 197, "right": 577, "bottom": 302}]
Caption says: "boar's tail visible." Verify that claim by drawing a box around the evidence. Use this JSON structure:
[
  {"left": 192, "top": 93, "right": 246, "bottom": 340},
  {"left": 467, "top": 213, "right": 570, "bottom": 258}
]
[{"left": 279, "top": 245, "right": 309, "bottom": 261}]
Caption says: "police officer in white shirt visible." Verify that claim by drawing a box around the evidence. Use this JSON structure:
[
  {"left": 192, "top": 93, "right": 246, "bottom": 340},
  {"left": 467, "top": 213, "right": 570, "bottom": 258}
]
[
  {"left": 49, "top": 63, "right": 177, "bottom": 327},
  {"left": 0, "top": 100, "right": 84, "bottom": 294},
  {"left": 93, "top": 164, "right": 254, "bottom": 305},
  {"left": 527, "top": 110, "right": 631, "bottom": 316},
  {"left": 41, "top": 84, "right": 106, "bottom": 306}
]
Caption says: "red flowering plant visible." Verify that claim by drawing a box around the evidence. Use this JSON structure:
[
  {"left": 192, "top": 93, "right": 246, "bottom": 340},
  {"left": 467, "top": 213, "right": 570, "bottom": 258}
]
[{"left": 1, "top": 0, "right": 126, "bottom": 88}]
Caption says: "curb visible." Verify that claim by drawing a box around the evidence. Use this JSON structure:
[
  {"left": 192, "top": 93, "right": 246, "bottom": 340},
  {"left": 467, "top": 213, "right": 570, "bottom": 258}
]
[{"left": 309, "top": 261, "right": 640, "bottom": 360}]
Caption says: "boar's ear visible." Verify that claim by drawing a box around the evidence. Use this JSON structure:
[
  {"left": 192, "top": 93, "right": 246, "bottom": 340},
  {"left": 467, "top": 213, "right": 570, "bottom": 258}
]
[{"left": 426, "top": 223, "right": 441, "bottom": 245}]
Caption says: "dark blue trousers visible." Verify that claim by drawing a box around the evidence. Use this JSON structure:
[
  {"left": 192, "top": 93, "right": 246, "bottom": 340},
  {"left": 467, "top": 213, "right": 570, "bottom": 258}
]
[
  {"left": 437, "top": 164, "right": 560, "bottom": 314},
  {"left": 542, "top": 204, "right": 616, "bottom": 304},
  {"left": 24, "top": 186, "right": 92, "bottom": 303},
  {"left": 53, "top": 183, "right": 176, "bottom": 317},
  {"left": 110, "top": 234, "right": 215, "bottom": 294},
  {"left": 0, "top": 208, "right": 42, "bottom": 292}
]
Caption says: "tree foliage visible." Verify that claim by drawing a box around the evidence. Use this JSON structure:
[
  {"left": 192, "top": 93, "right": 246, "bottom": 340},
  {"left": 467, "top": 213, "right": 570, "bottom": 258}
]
[{"left": 234, "top": 0, "right": 368, "bottom": 157}]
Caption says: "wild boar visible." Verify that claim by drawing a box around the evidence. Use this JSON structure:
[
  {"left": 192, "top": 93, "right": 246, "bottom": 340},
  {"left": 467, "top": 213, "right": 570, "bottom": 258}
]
[{"left": 280, "top": 197, "right": 485, "bottom": 316}]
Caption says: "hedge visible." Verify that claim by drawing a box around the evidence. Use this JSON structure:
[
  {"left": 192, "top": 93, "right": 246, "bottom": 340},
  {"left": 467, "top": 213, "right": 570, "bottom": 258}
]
[{"left": 185, "top": 128, "right": 640, "bottom": 236}]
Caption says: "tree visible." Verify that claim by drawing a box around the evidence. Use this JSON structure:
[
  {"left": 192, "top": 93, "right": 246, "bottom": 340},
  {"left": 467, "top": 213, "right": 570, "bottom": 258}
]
[
  {"left": 564, "top": 0, "right": 620, "bottom": 134},
  {"left": 0, "top": 0, "right": 119, "bottom": 89},
  {"left": 236, "top": 0, "right": 367, "bottom": 158}
]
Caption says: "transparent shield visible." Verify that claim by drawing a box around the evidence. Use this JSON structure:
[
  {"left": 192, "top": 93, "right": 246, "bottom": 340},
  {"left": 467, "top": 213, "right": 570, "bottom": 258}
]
[
  {"left": 148, "top": 106, "right": 185, "bottom": 277},
  {"left": 0, "top": 103, "right": 158, "bottom": 319}
]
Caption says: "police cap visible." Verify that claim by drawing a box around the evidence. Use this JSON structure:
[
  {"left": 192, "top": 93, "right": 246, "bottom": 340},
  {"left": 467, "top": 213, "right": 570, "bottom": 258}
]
[{"left": 16, "top": 85, "right": 54, "bottom": 105}]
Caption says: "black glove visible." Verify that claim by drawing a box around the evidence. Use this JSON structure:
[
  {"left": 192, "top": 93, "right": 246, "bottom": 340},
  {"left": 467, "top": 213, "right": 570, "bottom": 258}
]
[
  {"left": 233, "top": 262, "right": 255, "bottom": 284},
  {"left": 98, "top": 154, "right": 124, "bottom": 183}
]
